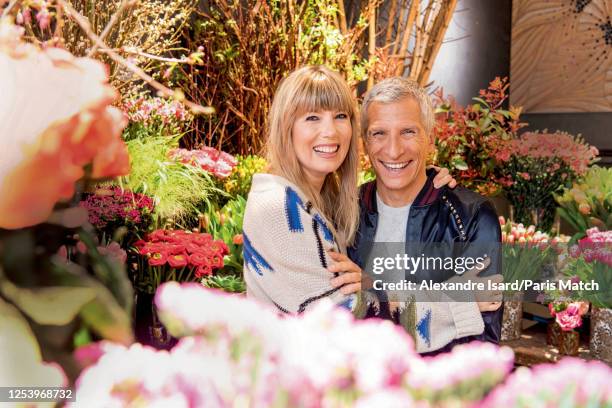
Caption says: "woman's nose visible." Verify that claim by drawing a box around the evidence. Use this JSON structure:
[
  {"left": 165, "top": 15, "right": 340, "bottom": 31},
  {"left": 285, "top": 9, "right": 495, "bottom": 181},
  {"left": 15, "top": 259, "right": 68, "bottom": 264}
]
[{"left": 320, "top": 116, "right": 337, "bottom": 138}]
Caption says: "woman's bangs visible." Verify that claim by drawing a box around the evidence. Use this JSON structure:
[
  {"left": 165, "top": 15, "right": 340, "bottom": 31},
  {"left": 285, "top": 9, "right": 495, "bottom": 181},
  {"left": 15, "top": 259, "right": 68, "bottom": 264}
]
[{"left": 293, "top": 74, "right": 353, "bottom": 116}]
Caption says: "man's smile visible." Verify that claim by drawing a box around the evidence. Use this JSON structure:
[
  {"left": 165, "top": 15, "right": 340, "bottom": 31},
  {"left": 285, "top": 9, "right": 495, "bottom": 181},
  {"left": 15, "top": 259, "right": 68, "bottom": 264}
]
[{"left": 379, "top": 160, "right": 413, "bottom": 172}]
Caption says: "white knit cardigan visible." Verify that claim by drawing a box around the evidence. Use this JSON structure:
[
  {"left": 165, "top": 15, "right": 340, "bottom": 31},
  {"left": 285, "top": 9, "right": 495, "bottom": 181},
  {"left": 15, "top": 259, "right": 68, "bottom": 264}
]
[{"left": 243, "top": 173, "right": 362, "bottom": 314}]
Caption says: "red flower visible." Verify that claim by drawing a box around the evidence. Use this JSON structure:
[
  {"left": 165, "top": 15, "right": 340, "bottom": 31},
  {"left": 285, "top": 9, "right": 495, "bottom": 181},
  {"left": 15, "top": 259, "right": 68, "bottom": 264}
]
[
  {"left": 192, "top": 233, "right": 213, "bottom": 245},
  {"left": 184, "top": 241, "right": 204, "bottom": 254},
  {"left": 189, "top": 252, "right": 208, "bottom": 266},
  {"left": 209, "top": 254, "right": 224, "bottom": 269},
  {"left": 195, "top": 265, "right": 212, "bottom": 278},
  {"left": 148, "top": 252, "right": 167, "bottom": 266},
  {"left": 168, "top": 254, "right": 189, "bottom": 268}
]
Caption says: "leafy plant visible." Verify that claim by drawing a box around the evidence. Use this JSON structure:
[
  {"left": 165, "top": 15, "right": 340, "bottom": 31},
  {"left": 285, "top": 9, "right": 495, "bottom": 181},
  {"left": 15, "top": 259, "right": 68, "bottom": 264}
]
[
  {"left": 432, "top": 77, "right": 525, "bottom": 196},
  {"left": 121, "top": 137, "right": 222, "bottom": 229},
  {"left": 79, "top": 187, "right": 155, "bottom": 247},
  {"left": 493, "top": 131, "right": 598, "bottom": 232},
  {"left": 201, "top": 275, "right": 246, "bottom": 293},
  {"left": 202, "top": 196, "right": 247, "bottom": 276},
  {"left": 564, "top": 228, "right": 612, "bottom": 309}
]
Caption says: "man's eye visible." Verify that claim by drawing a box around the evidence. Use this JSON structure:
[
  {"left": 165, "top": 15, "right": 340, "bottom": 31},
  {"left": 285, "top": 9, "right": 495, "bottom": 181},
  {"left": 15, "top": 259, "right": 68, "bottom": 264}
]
[
  {"left": 370, "top": 131, "right": 383, "bottom": 137},
  {"left": 335, "top": 113, "right": 348, "bottom": 119},
  {"left": 402, "top": 129, "right": 416, "bottom": 135},
  {"left": 305, "top": 115, "right": 319, "bottom": 121}
]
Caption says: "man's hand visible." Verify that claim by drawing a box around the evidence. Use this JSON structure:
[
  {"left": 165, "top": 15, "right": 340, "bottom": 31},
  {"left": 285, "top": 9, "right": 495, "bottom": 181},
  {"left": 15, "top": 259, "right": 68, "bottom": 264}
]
[
  {"left": 328, "top": 250, "right": 366, "bottom": 295},
  {"left": 454, "top": 257, "right": 504, "bottom": 312},
  {"left": 428, "top": 165, "right": 458, "bottom": 189}
]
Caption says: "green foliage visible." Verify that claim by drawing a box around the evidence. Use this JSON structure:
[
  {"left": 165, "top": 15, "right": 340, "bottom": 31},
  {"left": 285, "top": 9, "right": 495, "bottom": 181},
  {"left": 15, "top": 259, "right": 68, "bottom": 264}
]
[
  {"left": 502, "top": 156, "right": 572, "bottom": 232},
  {"left": 358, "top": 168, "right": 376, "bottom": 186},
  {"left": 201, "top": 275, "right": 246, "bottom": 293},
  {"left": 0, "top": 209, "right": 135, "bottom": 382},
  {"left": 433, "top": 77, "right": 525, "bottom": 196},
  {"left": 565, "top": 257, "right": 612, "bottom": 309},
  {"left": 122, "top": 137, "right": 222, "bottom": 228},
  {"left": 205, "top": 196, "right": 246, "bottom": 276}
]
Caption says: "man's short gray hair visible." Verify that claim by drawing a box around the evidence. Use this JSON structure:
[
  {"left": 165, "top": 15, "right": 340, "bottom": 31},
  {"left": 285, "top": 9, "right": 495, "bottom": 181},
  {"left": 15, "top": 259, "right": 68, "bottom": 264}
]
[{"left": 361, "top": 77, "right": 435, "bottom": 140}]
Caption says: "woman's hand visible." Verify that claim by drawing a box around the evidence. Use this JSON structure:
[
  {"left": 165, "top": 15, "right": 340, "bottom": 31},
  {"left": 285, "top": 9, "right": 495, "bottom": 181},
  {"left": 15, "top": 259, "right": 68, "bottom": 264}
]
[
  {"left": 327, "top": 250, "right": 364, "bottom": 295},
  {"left": 428, "top": 165, "right": 457, "bottom": 189}
]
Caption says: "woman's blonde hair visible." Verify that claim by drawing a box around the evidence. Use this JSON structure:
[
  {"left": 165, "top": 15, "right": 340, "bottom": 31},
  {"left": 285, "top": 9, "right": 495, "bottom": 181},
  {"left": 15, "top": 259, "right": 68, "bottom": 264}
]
[{"left": 266, "top": 65, "right": 360, "bottom": 247}]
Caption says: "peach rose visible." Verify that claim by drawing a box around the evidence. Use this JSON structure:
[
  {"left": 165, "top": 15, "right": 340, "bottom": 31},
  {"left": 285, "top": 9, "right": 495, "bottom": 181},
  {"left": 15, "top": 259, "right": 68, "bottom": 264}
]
[{"left": 0, "top": 21, "right": 129, "bottom": 229}]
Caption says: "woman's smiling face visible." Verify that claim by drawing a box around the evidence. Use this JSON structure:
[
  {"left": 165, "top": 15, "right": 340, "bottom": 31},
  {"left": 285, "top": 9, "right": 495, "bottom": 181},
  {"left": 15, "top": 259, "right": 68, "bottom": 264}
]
[{"left": 291, "top": 109, "right": 352, "bottom": 191}]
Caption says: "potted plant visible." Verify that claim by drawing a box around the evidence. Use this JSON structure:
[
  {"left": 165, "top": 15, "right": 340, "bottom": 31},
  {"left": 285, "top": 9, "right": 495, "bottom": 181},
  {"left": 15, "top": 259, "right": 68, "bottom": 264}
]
[
  {"left": 499, "top": 216, "right": 558, "bottom": 340},
  {"left": 492, "top": 131, "right": 598, "bottom": 232},
  {"left": 547, "top": 301, "right": 588, "bottom": 356},
  {"left": 565, "top": 227, "right": 612, "bottom": 362},
  {"left": 133, "top": 229, "right": 228, "bottom": 348},
  {"left": 555, "top": 165, "right": 611, "bottom": 238}
]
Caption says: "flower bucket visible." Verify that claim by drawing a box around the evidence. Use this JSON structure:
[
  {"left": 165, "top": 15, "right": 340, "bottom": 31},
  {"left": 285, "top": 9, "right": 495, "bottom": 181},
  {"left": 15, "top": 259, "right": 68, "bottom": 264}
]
[
  {"left": 501, "top": 300, "right": 523, "bottom": 341},
  {"left": 590, "top": 307, "right": 612, "bottom": 364},
  {"left": 547, "top": 323, "right": 579, "bottom": 356},
  {"left": 134, "top": 290, "right": 178, "bottom": 350}
]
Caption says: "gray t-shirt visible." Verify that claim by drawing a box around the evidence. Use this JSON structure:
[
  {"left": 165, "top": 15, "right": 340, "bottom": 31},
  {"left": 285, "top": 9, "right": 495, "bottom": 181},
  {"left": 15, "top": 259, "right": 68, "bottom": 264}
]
[{"left": 373, "top": 192, "right": 411, "bottom": 243}]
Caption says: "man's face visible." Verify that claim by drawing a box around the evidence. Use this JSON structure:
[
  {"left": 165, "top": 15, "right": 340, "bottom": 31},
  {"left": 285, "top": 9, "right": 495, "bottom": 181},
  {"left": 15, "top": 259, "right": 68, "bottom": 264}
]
[{"left": 365, "top": 97, "right": 433, "bottom": 202}]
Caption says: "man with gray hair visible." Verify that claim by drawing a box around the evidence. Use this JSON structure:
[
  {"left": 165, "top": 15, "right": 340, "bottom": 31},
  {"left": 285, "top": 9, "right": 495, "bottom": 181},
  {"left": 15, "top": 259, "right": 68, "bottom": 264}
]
[{"left": 347, "top": 77, "right": 503, "bottom": 355}]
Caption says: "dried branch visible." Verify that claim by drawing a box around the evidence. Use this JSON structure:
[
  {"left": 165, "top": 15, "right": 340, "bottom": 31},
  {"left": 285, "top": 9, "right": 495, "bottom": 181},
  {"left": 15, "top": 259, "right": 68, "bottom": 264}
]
[
  {"left": 419, "top": 0, "right": 456, "bottom": 84},
  {"left": 87, "top": 0, "right": 134, "bottom": 57},
  {"left": 57, "top": 0, "right": 213, "bottom": 116}
]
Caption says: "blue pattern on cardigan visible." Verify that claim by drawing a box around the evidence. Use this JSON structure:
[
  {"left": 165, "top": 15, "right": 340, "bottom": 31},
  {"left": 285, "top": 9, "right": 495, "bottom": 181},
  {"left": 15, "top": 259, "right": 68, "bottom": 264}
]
[
  {"left": 243, "top": 232, "right": 274, "bottom": 276},
  {"left": 285, "top": 187, "right": 305, "bottom": 232},
  {"left": 313, "top": 213, "right": 334, "bottom": 243},
  {"left": 417, "top": 309, "right": 432, "bottom": 348}
]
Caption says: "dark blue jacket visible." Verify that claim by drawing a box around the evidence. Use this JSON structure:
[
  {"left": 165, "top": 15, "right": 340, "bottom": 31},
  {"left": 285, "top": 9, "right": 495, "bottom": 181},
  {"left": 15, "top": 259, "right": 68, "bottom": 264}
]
[{"left": 348, "top": 169, "right": 503, "bottom": 355}]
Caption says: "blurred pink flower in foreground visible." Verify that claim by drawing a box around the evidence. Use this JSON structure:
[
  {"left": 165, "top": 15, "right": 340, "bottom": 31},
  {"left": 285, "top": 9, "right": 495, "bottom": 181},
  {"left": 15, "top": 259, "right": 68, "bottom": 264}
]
[
  {"left": 0, "top": 20, "right": 129, "bottom": 229},
  {"left": 72, "top": 282, "right": 526, "bottom": 407},
  {"left": 479, "top": 358, "right": 612, "bottom": 407}
]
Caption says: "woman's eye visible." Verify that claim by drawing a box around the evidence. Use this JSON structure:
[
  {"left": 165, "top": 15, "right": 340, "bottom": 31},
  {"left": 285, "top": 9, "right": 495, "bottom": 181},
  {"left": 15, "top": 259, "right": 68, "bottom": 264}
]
[
  {"left": 305, "top": 115, "right": 319, "bottom": 121},
  {"left": 335, "top": 113, "right": 348, "bottom": 119}
]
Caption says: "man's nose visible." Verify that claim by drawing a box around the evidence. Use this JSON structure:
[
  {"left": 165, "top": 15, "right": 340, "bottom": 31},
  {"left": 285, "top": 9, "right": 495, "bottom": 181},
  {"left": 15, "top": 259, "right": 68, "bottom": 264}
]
[{"left": 384, "top": 134, "right": 403, "bottom": 158}]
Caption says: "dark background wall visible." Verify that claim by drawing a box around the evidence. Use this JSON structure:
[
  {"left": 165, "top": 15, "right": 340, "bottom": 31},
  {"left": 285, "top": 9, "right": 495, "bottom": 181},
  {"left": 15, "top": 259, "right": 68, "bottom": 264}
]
[{"left": 427, "top": 0, "right": 611, "bottom": 164}]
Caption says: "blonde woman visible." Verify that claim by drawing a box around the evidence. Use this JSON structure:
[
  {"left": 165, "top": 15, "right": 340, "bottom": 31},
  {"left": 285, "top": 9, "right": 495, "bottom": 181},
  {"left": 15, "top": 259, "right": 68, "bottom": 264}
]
[{"left": 242, "top": 66, "right": 452, "bottom": 316}]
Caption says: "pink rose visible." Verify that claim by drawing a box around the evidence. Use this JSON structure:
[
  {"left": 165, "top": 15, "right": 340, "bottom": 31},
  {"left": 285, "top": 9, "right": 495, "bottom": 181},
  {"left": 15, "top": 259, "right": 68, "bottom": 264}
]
[{"left": 555, "top": 303, "right": 583, "bottom": 331}]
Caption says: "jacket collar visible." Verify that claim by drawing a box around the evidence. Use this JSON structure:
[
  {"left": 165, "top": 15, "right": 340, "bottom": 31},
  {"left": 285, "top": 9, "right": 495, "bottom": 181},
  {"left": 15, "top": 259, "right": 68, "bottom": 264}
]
[{"left": 361, "top": 168, "right": 442, "bottom": 214}]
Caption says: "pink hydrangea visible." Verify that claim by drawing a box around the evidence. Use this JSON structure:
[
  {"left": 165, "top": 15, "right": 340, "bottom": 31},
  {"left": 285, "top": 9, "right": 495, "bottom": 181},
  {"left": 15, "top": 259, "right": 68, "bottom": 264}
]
[{"left": 168, "top": 147, "right": 237, "bottom": 178}]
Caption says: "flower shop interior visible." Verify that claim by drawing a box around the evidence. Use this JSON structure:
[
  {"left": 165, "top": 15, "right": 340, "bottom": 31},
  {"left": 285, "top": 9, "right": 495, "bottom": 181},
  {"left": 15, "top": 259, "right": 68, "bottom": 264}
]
[{"left": 1, "top": 0, "right": 611, "bottom": 406}]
